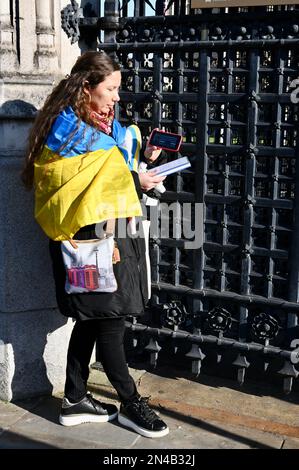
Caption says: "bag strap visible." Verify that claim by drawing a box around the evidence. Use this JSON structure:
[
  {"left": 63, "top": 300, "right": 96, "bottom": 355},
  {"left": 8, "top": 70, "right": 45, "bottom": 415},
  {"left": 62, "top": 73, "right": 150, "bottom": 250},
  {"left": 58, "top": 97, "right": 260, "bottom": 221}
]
[
  {"left": 68, "top": 219, "right": 120, "bottom": 263},
  {"left": 105, "top": 219, "right": 116, "bottom": 236},
  {"left": 69, "top": 219, "right": 116, "bottom": 250},
  {"left": 106, "top": 219, "right": 120, "bottom": 263},
  {"left": 69, "top": 239, "right": 78, "bottom": 249}
]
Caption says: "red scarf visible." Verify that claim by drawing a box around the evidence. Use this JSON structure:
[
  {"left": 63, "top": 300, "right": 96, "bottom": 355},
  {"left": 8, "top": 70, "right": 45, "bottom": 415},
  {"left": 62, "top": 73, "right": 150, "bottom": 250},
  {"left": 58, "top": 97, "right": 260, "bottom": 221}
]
[{"left": 89, "top": 108, "right": 114, "bottom": 135}]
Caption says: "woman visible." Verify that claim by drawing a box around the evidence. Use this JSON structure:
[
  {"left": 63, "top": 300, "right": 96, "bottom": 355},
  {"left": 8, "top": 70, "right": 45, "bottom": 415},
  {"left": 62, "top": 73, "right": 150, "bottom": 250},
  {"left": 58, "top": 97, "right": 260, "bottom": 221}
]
[{"left": 21, "top": 51, "right": 169, "bottom": 439}]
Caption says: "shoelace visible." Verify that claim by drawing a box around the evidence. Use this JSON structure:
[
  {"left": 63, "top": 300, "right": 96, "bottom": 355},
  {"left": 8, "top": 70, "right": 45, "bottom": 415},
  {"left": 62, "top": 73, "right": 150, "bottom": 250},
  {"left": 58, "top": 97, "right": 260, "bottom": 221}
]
[
  {"left": 131, "top": 396, "right": 158, "bottom": 424},
  {"left": 86, "top": 393, "right": 101, "bottom": 412}
]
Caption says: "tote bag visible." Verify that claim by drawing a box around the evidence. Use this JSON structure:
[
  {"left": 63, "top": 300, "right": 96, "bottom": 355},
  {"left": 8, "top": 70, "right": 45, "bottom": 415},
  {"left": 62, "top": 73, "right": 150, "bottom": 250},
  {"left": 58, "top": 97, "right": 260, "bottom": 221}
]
[{"left": 61, "top": 235, "right": 118, "bottom": 294}]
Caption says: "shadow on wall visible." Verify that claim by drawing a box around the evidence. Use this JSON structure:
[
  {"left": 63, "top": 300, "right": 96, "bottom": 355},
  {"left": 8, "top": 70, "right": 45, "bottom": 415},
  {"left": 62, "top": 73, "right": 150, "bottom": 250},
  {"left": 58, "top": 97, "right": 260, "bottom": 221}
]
[
  {"left": 7, "top": 312, "right": 68, "bottom": 401},
  {"left": 0, "top": 98, "right": 69, "bottom": 401}
]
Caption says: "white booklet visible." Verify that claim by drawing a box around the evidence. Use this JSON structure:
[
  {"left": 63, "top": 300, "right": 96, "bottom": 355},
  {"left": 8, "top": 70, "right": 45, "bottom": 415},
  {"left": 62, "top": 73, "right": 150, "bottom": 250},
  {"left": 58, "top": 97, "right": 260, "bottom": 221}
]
[{"left": 151, "top": 156, "right": 191, "bottom": 177}]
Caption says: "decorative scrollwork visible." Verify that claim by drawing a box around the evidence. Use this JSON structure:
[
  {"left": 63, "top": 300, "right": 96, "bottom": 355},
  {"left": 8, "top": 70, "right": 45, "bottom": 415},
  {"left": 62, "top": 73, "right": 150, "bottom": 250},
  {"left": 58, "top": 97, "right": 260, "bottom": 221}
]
[
  {"left": 248, "top": 89, "right": 260, "bottom": 103},
  {"left": 260, "top": 25, "right": 276, "bottom": 40},
  {"left": 159, "top": 301, "right": 188, "bottom": 329},
  {"left": 235, "top": 26, "right": 251, "bottom": 41},
  {"left": 117, "top": 24, "right": 134, "bottom": 43},
  {"left": 246, "top": 144, "right": 258, "bottom": 159},
  {"left": 135, "top": 24, "right": 155, "bottom": 43},
  {"left": 242, "top": 243, "right": 254, "bottom": 257},
  {"left": 152, "top": 89, "right": 163, "bottom": 102},
  {"left": 287, "top": 24, "right": 299, "bottom": 39},
  {"left": 206, "top": 307, "right": 233, "bottom": 333},
  {"left": 243, "top": 195, "right": 256, "bottom": 208},
  {"left": 61, "top": 0, "right": 80, "bottom": 44},
  {"left": 210, "top": 25, "right": 228, "bottom": 41},
  {"left": 251, "top": 312, "right": 281, "bottom": 340}
]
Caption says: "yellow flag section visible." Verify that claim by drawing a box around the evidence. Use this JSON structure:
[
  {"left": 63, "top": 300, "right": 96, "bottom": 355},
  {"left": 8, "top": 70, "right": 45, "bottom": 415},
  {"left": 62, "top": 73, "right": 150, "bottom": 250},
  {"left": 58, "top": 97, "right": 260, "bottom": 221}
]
[{"left": 34, "top": 145, "right": 142, "bottom": 241}]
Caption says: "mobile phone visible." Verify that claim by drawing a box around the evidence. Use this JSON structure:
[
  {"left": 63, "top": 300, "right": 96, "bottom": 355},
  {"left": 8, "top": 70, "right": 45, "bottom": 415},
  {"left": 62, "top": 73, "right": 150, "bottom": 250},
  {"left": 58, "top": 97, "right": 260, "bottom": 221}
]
[{"left": 148, "top": 129, "right": 182, "bottom": 152}]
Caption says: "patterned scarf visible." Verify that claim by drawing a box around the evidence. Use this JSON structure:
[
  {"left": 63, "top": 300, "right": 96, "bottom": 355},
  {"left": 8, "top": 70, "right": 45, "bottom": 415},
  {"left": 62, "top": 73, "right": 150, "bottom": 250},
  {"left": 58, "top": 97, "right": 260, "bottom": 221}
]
[{"left": 89, "top": 108, "right": 115, "bottom": 135}]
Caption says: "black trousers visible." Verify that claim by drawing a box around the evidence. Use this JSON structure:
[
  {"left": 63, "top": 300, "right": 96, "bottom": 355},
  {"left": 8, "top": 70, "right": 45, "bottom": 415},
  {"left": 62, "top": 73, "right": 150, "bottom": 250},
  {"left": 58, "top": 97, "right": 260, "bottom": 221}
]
[{"left": 64, "top": 317, "right": 137, "bottom": 403}]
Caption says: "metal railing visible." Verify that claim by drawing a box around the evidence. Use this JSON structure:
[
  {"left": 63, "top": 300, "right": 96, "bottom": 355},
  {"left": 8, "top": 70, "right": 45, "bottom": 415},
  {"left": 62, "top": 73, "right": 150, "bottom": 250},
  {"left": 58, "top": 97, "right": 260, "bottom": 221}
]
[{"left": 62, "top": 0, "right": 299, "bottom": 392}]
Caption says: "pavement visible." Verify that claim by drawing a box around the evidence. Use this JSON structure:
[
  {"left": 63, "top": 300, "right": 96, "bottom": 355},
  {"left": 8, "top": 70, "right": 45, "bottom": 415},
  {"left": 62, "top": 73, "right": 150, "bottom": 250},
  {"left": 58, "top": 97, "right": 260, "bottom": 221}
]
[{"left": 1, "top": 363, "right": 299, "bottom": 451}]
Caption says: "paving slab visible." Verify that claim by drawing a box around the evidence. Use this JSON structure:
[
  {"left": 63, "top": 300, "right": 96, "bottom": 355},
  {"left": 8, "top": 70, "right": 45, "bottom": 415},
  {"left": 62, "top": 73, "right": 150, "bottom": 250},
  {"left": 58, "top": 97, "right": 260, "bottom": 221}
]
[
  {"left": 89, "top": 384, "right": 286, "bottom": 449},
  {"left": 282, "top": 438, "right": 299, "bottom": 449},
  {"left": 135, "top": 367, "right": 299, "bottom": 429},
  {"left": 0, "top": 366, "right": 299, "bottom": 450},
  {"left": 0, "top": 396, "right": 45, "bottom": 443},
  {"left": 0, "top": 396, "right": 138, "bottom": 449},
  {"left": 129, "top": 413, "right": 284, "bottom": 449},
  {"left": 0, "top": 396, "right": 283, "bottom": 450}
]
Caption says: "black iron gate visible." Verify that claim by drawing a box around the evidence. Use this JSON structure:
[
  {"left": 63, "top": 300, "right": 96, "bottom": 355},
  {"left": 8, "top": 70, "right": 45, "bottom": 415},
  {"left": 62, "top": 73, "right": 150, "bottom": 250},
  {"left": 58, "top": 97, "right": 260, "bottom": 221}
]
[{"left": 62, "top": 0, "right": 299, "bottom": 392}]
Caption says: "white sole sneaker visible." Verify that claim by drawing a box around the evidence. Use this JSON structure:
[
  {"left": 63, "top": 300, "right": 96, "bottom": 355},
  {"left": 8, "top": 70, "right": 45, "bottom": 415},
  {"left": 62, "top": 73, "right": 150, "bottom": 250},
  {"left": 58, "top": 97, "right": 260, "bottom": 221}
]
[
  {"left": 118, "top": 414, "right": 169, "bottom": 438},
  {"left": 59, "top": 410, "right": 118, "bottom": 426}
]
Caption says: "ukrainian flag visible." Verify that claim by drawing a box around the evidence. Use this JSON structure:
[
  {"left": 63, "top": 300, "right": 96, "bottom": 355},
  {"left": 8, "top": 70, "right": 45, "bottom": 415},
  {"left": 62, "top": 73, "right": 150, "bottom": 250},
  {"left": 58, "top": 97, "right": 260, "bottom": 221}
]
[{"left": 34, "top": 106, "right": 142, "bottom": 241}]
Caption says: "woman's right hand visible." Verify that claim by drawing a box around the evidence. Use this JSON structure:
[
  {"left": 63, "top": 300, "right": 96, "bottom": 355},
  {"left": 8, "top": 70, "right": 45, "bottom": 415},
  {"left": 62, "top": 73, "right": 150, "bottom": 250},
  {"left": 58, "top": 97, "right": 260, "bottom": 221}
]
[{"left": 139, "top": 171, "right": 166, "bottom": 192}]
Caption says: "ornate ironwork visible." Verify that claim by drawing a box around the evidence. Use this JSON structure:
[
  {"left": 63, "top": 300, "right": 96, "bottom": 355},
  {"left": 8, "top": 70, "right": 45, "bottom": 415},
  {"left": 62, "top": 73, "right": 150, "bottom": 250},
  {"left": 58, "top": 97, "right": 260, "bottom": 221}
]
[
  {"left": 206, "top": 307, "right": 233, "bottom": 333},
  {"left": 185, "top": 344, "right": 206, "bottom": 377},
  {"left": 120, "top": 0, "right": 132, "bottom": 11},
  {"left": 67, "top": 0, "right": 299, "bottom": 392},
  {"left": 233, "top": 354, "right": 250, "bottom": 385},
  {"left": 159, "top": 301, "right": 188, "bottom": 329},
  {"left": 61, "top": 0, "right": 80, "bottom": 44},
  {"left": 144, "top": 337, "right": 161, "bottom": 368},
  {"left": 251, "top": 313, "right": 281, "bottom": 340}
]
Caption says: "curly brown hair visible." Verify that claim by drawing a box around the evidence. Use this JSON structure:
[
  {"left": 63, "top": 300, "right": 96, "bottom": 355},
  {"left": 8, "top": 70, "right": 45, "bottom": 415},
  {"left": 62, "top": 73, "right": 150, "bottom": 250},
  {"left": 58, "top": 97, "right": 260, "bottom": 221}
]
[{"left": 21, "top": 51, "right": 121, "bottom": 190}]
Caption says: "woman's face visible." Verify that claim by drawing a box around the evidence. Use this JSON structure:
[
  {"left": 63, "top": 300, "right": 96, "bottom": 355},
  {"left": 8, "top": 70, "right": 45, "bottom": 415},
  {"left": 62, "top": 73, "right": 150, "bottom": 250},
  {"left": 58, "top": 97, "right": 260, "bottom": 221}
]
[{"left": 86, "top": 70, "right": 121, "bottom": 115}]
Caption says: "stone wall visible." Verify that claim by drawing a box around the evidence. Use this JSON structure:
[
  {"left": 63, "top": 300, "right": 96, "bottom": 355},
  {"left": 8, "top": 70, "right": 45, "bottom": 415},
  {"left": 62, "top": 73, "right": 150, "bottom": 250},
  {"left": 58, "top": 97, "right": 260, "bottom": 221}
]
[{"left": 0, "top": 0, "right": 96, "bottom": 400}]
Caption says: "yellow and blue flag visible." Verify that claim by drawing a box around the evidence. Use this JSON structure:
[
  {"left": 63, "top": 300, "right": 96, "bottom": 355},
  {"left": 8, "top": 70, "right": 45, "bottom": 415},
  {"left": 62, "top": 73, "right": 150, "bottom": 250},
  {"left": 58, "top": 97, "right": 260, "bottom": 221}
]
[{"left": 34, "top": 106, "right": 142, "bottom": 241}]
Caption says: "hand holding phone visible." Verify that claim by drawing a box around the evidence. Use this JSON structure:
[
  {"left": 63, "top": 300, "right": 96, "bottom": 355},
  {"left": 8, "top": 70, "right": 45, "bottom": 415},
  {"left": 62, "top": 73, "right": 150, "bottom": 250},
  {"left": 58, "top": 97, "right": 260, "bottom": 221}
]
[
  {"left": 148, "top": 129, "right": 182, "bottom": 152},
  {"left": 144, "top": 141, "right": 162, "bottom": 163}
]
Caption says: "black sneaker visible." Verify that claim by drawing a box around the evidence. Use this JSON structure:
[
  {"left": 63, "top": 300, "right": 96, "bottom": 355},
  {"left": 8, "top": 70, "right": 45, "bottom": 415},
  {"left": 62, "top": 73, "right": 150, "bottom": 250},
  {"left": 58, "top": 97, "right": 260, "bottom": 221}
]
[
  {"left": 118, "top": 395, "right": 169, "bottom": 438},
  {"left": 59, "top": 393, "right": 118, "bottom": 426}
]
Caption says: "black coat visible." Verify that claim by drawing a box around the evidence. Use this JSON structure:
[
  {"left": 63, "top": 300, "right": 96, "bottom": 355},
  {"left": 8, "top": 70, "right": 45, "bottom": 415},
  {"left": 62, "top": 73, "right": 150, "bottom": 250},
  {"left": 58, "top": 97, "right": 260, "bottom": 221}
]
[{"left": 49, "top": 172, "right": 149, "bottom": 321}]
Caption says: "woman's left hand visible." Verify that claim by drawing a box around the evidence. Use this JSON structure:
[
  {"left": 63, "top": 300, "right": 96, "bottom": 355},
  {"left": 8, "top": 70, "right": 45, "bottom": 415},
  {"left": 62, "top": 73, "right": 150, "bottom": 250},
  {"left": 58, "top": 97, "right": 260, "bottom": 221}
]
[{"left": 144, "top": 144, "right": 162, "bottom": 163}]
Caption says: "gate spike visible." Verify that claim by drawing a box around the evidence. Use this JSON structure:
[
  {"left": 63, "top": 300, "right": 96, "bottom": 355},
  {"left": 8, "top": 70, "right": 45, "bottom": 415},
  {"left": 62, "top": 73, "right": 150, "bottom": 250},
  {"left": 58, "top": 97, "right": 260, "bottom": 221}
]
[
  {"left": 144, "top": 337, "right": 161, "bottom": 368},
  {"left": 283, "top": 377, "right": 293, "bottom": 395},
  {"left": 186, "top": 345, "right": 206, "bottom": 377},
  {"left": 233, "top": 354, "right": 250, "bottom": 385},
  {"left": 237, "top": 368, "right": 246, "bottom": 385},
  {"left": 277, "top": 360, "right": 298, "bottom": 393}
]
